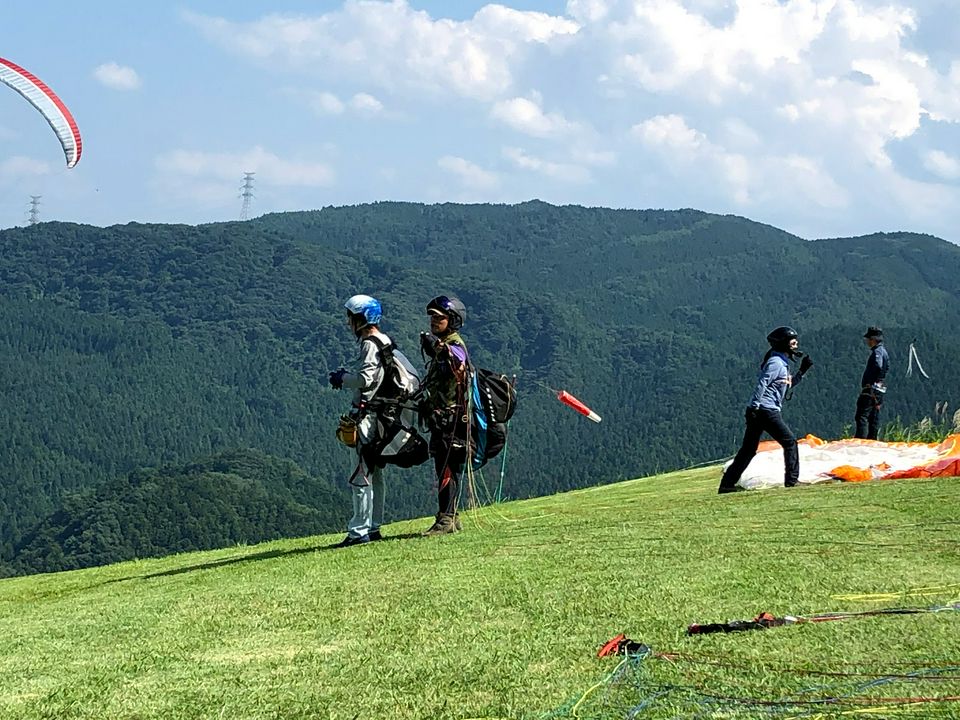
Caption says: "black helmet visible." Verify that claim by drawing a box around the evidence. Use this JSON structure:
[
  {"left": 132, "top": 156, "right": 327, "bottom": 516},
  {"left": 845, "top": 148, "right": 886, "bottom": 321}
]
[
  {"left": 426, "top": 295, "right": 466, "bottom": 331},
  {"left": 863, "top": 326, "right": 883, "bottom": 340},
  {"left": 767, "top": 326, "right": 799, "bottom": 352}
]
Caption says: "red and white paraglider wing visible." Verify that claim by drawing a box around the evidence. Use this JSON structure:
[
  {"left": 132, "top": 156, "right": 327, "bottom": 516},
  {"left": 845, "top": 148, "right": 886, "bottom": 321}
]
[{"left": 0, "top": 57, "right": 82, "bottom": 168}]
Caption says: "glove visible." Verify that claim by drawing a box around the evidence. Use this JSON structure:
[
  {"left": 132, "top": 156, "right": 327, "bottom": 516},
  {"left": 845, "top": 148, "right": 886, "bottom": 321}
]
[
  {"left": 420, "top": 332, "right": 439, "bottom": 359},
  {"left": 328, "top": 368, "right": 346, "bottom": 390},
  {"left": 799, "top": 355, "right": 813, "bottom": 374}
]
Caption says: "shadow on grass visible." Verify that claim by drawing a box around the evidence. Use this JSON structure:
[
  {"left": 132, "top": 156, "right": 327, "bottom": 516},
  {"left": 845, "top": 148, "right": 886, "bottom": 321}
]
[{"left": 97, "top": 532, "right": 428, "bottom": 585}]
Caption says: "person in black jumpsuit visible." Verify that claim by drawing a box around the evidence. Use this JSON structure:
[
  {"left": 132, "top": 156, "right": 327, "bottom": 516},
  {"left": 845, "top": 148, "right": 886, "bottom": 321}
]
[{"left": 854, "top": 326, "right": 889, "bottom": 440}]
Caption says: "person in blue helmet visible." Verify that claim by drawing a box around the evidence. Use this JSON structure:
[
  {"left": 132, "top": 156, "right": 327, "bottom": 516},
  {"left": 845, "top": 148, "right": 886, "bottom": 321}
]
[
  {"left": 718, "top": 326, "right": 814, "bottom": 494},
  {"left": 854, "top": 326, "right": 889, "bottom": 440},
  {"left": 329, "top": 294, "right": 392, "bottom": 547},
  {"left": 418, "top": 295, "right": 470, "bottom": 536}
]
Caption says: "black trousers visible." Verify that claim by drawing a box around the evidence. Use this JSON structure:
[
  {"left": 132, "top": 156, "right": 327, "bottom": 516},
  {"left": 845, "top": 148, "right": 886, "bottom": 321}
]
[
  {"left": 719, "top": 407, "right": 799, "bottom": 490},
  {"left": 429, "top": 409, "right": 467, "bottom": 515},
  {"left": 430, "top": 435, "right": 465, "bottom": 515},
  {"left": 854, "top": 392, "right": 882, "bottom": 440}
]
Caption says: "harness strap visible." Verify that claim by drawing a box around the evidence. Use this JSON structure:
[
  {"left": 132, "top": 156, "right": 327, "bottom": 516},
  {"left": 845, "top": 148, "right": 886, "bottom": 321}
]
[
  {"left": 348, "top": 460, "right": 371, "bottom": 487},
  {"left": 364, "top": 334, "right": 395, "bottom": 367}
]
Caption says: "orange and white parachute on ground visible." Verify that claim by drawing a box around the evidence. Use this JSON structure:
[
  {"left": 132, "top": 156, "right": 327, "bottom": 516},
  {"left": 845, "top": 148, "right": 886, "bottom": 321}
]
[{"left": 731, "top": 435, "right": 960, "bottom": 490}]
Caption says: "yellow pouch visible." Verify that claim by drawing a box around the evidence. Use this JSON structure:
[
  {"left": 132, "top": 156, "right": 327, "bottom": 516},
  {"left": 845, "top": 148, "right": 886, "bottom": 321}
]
[{"left": 336, "top": 415, "right": 358, "bottom": 447}]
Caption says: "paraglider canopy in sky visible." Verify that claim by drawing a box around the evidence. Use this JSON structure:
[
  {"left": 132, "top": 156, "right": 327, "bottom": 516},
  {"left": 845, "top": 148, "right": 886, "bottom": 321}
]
[{"left": 0, "top": 56, "right": 82, "bottom": 169}]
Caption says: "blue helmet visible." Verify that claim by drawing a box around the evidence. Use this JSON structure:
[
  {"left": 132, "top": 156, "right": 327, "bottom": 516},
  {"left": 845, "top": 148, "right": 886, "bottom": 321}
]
[{"left": 344, "top": 294, "right": 382, "bottom": 329}]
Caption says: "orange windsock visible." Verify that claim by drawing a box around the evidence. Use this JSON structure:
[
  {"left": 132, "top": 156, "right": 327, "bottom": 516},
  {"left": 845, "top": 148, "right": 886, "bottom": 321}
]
[{"left": 557, "top": 390, "right": 601, "bottom": 423}]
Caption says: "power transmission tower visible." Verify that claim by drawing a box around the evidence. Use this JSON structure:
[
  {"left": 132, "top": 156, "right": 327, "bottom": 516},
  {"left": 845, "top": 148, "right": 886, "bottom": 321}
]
[
  {"left": 27, "top": 195, "right": 42, "bottom": 225},
  {"left": 239, "top": 172, "right": 256, "bottom": 220}
]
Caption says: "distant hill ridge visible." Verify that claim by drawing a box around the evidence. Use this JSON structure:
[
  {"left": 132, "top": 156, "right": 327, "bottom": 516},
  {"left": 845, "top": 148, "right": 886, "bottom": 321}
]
[{"left": 1, "top": 202, "right": 958, "bottom": 575}]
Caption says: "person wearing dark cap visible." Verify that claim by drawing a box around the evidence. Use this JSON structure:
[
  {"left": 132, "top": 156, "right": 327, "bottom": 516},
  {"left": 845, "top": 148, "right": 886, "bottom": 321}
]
[
  {"left": 718, "top": 326, "right": 813, "bottom": 494},
  {"left": 855, "top": 326, "right": 889, "bottom": 440}
]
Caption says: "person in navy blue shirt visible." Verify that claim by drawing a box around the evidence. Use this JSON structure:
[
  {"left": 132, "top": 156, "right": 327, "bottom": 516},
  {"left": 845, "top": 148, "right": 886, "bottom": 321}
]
[
  {"left": 854, "top": 326, "right": 889, "bottom": 440},
  {"left": 718, "top": 326, "right": 813, "bottom": 494}
]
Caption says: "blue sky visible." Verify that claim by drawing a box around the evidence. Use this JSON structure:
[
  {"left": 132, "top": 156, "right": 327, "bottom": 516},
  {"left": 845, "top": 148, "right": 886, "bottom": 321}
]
[{"left": 1, "top": 0, "right": 958, "bottom": 242}]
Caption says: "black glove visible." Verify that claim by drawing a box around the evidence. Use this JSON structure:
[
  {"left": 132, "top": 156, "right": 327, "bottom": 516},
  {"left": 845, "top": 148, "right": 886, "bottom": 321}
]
[
  {"left": 799, "top": 355, "right": 813, "bottom": 374},
  {"left": 420, "top": 332, "right": 439, "bottom": 359},
  {"left": 328, "top": 368, "right": 346, "bottom": 390}
]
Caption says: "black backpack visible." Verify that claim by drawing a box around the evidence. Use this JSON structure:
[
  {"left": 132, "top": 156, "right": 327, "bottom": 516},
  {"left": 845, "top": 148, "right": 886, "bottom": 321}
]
[{"left": 470, "top": 368, "right": 517, "bottom": 470}]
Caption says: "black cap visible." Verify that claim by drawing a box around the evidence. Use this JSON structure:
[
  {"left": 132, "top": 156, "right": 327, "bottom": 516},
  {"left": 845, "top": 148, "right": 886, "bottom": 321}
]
[{"left": 864, "top": 326, "right": 883, "bottom": 339}]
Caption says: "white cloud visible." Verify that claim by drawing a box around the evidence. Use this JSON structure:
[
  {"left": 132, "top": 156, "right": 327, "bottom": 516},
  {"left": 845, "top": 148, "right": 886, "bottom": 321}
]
[
  {"left": 502, "top": 146, "right": 590, "bottom": 183},
  {"left": 630, "top": 114, "right": 753, "bottom": 203},
  {"left": 571, "top": 147, "right": 617, "bottom": 167},
  {"left": 471, "top": 3, "right": 580, "bottom": 42},
  {"left": 303, "top": 91, "right": 383, "bottom": 116},
  {"left": 0, "top": 156, "right": 51, "bottom": 181},
  {"left": 837, "top": 1, "right": 916, "bottom": 43},
  {"left": 438, "top": 155, "right": 498, "bottom": 190},
  {"left": 630, "top": 113, "right": 848, "bottom": 209},
  {"left": 777, "top": 99, "right": 822, "bottom": 122},
  {"left": 609, "top": 0, "right": 851, "bottom": 91},
  {"left": 630, "top": 114, "right": 705, "bottom": 157},
  {"left": 923, "top": 150, "right": 960, "bottom": 181},
  {"left": 566, "top": 0, "right": 610, "bottom": 24},
  {"left": 596, "top": 0, "right": 944, "bottom": 165},
  {"left": 309, "top": 92, "right": 345, "bottom": 115},
  {"left": 182, "top": 1, "right": 960, "bottom": 242},
  {"left": 156, "top": 146, "right": 334, "bottom": 188},
  {"left": 924, "top": 61, "right": 960, "bottom": 124},
  {"left": 779, "top": 154, "right": 848, "bottom": 208},
  {"left": 93, "top": 62, "right": 142, "bottom": 91},
  {"left": 183, "top": 3, "right": 578, "bottom": 101},
  {"left": 350, "top": 93, "right": 383, "bottom": 115},
  {"left": 720, "top": 118, "right": 762, "bottom": 150},
  {"left": 491, "top": 96, "right": 579, "bottom": 137}
]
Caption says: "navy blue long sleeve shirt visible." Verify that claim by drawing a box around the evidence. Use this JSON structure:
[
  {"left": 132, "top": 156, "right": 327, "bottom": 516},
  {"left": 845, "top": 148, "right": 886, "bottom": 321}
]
[
  {"left": 747, "top": 351, "right": 804, "bottom": 412},
  {"left": 861, "top": 343, "right": 889, "bottom": 387}
]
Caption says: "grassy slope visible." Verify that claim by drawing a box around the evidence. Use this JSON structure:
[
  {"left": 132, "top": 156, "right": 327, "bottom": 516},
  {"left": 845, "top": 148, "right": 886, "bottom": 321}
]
[{"left": 0, "top": 468, "right": 957, "bottom": 719}]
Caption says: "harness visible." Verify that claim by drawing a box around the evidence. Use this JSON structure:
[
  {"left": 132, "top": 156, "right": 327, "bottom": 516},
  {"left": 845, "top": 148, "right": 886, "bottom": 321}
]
[{"left": 345, "top": 336, "right": 427, "bottom": 480}]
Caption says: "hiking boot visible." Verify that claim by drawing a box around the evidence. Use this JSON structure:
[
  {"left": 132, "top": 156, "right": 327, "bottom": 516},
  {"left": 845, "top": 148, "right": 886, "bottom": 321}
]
[
  {"left": 335, "top": 534, "right": 370, "bottom": 548},
  {"left": 369, "top": 530, "right": 383, "bottom": 541},
  {"left": 423, "top": 513, "right": 458, "bottom": 537},
  {"left": 422, "top": 514, "right": 442, "bottom": 536},
  {"left": 717, "top": 485, "right": 746, "bottom": 494}
]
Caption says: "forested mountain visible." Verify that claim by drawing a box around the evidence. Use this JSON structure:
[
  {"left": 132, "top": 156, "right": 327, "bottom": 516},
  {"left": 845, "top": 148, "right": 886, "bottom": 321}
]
[
  {"left": 2, "top": 202, "right": 958, "bottom": 575},
  {"left": 9, "top": 449, "right": 345, "bottom": 575}
]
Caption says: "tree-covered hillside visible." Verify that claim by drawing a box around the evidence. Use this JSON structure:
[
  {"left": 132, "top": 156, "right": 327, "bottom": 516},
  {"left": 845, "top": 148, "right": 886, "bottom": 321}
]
[
  {"left": 8, "top": 449, "right": 346, "bottom": 575},
  {"left": 2, "top": 202, "right": 958, "bottom": 575}
]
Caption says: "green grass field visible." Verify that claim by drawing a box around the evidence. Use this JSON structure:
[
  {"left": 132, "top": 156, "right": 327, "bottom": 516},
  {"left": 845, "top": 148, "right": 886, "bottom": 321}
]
[{"left": 0, "top": 467, "right": 957, "bottom": 719}]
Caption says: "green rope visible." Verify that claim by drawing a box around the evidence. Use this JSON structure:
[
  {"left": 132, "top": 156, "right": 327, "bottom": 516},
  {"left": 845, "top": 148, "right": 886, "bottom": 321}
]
[{"left": 496, "top": 435, "right": 508, "bottom": 504}]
